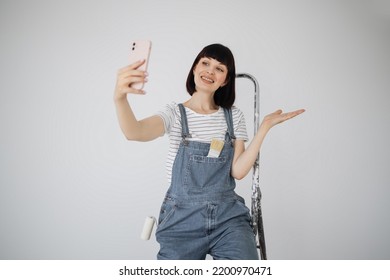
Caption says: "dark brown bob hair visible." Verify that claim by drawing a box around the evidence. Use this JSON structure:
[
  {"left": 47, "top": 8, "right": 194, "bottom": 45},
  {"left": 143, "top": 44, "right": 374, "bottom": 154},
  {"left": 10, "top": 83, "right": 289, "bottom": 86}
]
[{"left": 186, "top": 44, "right": 236, "bottom": 108}]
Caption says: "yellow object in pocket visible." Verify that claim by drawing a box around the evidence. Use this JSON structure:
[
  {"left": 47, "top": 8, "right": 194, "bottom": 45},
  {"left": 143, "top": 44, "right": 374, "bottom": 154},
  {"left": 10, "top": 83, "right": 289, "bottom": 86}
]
[{"left": 207, "top": 139, "right": 224, "bottom": 158}]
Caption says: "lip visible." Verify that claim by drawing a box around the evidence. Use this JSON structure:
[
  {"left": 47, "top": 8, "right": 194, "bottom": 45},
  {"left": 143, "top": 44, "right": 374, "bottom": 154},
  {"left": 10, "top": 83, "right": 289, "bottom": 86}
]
[{"left": 200, "top": 75, "right": 214, "bottom": 83}]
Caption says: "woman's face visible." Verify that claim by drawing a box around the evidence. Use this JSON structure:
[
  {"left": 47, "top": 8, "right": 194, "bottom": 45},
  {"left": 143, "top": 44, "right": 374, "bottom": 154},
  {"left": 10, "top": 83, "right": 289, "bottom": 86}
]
[{"left": 193, "top": 57, "right": 228, "bottom": 94}]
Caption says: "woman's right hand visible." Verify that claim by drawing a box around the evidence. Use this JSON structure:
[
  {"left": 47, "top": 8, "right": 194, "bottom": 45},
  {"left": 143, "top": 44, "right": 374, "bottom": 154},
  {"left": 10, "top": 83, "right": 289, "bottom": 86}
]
[{"left": 114, "top": 60, "right": 148, "bottom": 100}]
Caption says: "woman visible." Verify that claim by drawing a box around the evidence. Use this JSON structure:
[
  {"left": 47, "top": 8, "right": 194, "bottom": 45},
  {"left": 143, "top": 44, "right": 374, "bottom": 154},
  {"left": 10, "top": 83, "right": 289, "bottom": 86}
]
[{"left": 114, "top": 43, "right": 305, "bottom": 259}]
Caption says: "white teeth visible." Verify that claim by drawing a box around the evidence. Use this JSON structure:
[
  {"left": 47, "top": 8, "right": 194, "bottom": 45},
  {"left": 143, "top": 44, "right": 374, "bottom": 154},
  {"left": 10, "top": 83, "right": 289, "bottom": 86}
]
[{"left": 201, "top": 76, "right": 214, "bottom": 83}]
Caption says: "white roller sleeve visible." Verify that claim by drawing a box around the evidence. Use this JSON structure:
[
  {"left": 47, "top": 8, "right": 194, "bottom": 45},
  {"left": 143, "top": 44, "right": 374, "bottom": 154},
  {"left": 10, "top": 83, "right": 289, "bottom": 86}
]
[{"left": 140, "top": 216, "right": 156, "bottom": 240}]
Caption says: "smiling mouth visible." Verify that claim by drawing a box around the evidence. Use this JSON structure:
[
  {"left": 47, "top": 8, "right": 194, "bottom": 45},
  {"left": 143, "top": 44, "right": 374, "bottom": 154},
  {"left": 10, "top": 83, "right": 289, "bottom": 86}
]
[{"left": 201, "top": 76, "right": 214, "bottom": 83}]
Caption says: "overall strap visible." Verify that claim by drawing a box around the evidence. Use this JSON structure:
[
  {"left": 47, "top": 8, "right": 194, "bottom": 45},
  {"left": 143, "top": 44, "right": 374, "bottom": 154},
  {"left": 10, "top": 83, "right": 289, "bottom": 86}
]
[
  {"left": 223, "top": 107, "right": 236, "bottom": 142},
  {"left": 178, "top": 103, "right": 191, "bottom": 140}
]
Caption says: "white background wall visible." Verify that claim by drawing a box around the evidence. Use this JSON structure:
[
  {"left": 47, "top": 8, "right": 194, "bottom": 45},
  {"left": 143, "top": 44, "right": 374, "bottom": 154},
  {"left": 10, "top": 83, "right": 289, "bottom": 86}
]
[{"left": 1, "top": 0, "right": 389, "bottom": 259}]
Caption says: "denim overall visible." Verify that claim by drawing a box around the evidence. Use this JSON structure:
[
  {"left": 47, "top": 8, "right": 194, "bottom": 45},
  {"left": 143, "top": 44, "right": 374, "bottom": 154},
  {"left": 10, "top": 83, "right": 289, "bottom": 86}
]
[{"left": 156, "top": 104, "right": 259, "bottom": 260}]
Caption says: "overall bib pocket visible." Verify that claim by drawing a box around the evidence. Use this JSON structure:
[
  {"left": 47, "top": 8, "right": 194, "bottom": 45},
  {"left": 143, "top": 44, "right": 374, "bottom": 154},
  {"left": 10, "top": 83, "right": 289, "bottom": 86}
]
[{"left": 184, "top": 154, "right": 229, "bottom": 189}]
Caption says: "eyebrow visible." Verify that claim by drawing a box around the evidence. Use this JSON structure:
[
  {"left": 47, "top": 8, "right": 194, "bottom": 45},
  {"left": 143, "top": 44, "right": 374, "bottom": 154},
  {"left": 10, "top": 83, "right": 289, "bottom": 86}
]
[{"left": 203, "top": 57, "right": 227, "bottom": 67}]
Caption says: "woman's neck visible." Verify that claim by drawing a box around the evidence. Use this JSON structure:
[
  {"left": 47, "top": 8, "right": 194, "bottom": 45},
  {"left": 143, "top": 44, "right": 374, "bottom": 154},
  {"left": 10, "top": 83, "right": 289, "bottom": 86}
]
[{"left": 184, "top": 91, "right": 219, "bottom": 114}]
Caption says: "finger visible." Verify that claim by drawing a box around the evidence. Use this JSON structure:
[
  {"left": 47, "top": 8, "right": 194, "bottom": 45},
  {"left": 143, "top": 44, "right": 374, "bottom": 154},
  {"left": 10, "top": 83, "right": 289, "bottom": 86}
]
[
  {"left": 130, "top": 89, "right": 146, "bottom": 95},
  {"left": 265, "top": 109, "right": 282, "bottom": 118},
  {"left": 119, "top": 71, "right": 148, "bottom": 82},
  {"left": 289, "top": 109, "right": 306, "bottom": 117},
  {"left": 283, "top": 109, "right": 305, "bottom": 120},
  {"left": 118, "top": 75, "right": 147, "bottom": 86},
  {"left": 117, "top": 84, "right": 146, "bottom": 95},
  {"left": 131, "top": 59, "right": 146, "bottom": 69},
  {"left": 273, "top": 109, "right": 283, "bottom": 115},
  {"left": 120, "top": 77, "right": 148, "bottom": 93},
  {"left": 117, "top": 65, "right": 134, "bottom": 74},
  {"left": 122, "top": 59, "right": 146, "bottom": 71},
  {"left": 117, "top": 60, "right": 147, "bottom": 75},
  {"left": 118, "top": 67, "right": 148, "bottom": 79}
]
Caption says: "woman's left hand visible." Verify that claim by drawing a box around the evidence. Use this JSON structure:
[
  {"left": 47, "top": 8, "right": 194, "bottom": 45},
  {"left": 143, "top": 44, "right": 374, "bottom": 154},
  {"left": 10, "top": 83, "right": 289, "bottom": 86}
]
[{"left": 261, "top": 109, "right": 305, "bottom": 131}]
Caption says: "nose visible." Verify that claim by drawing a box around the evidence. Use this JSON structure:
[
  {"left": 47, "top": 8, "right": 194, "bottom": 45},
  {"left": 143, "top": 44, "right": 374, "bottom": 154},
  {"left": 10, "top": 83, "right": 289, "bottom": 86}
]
[{"left": 207, "top": 68, "right": 215, "bottom": 75}]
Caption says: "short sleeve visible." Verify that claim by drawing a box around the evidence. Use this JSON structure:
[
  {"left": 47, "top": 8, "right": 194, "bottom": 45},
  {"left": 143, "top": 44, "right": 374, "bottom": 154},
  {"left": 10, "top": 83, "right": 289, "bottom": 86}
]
[
  {"left": 156, "top": 102, "right": 179, "bottom": 134},
  {"left": 232, "top": 106, "right": 249, "bottom": 142}
]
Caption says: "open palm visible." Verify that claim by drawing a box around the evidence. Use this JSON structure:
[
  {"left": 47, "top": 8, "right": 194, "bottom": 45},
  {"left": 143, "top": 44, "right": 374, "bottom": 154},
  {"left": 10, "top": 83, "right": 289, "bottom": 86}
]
[{"left": 262, "top": 109, "right": 305, "bottom": 130}]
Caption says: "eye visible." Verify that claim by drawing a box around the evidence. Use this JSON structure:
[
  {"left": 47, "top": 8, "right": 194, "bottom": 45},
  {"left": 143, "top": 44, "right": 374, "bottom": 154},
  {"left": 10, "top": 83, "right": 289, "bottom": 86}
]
[
  {"left": 202, "top": 61, "right": 209, "bottom": 66},
  {"left": 216, "top": 67, "right": 225, "bottom": 73}
]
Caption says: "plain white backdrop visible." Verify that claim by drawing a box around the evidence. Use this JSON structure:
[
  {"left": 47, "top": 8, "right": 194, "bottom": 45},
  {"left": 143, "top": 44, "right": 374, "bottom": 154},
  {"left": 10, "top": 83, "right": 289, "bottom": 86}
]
[{"left": 1, "top": 0, "right": 389, "bottom": 259}]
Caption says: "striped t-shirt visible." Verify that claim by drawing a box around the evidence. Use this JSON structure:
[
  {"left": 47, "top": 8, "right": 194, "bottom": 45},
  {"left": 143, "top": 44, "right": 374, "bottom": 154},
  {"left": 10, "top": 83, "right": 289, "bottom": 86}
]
[{"left": 157, "top": 102, "right": 249, "bottom": 184}]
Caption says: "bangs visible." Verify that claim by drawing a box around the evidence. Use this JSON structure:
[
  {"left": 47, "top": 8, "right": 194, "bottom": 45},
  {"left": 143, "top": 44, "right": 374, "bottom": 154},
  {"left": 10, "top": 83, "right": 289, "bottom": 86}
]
[{"left": 198, "top": 45, "right": 233, "bottom": 68}]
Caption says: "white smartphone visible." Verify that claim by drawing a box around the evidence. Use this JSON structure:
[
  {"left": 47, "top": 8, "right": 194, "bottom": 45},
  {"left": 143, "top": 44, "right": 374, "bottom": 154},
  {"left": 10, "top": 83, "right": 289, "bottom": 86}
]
[{"left": 129, "top": 40, "right": 152, "bottom": 90}]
